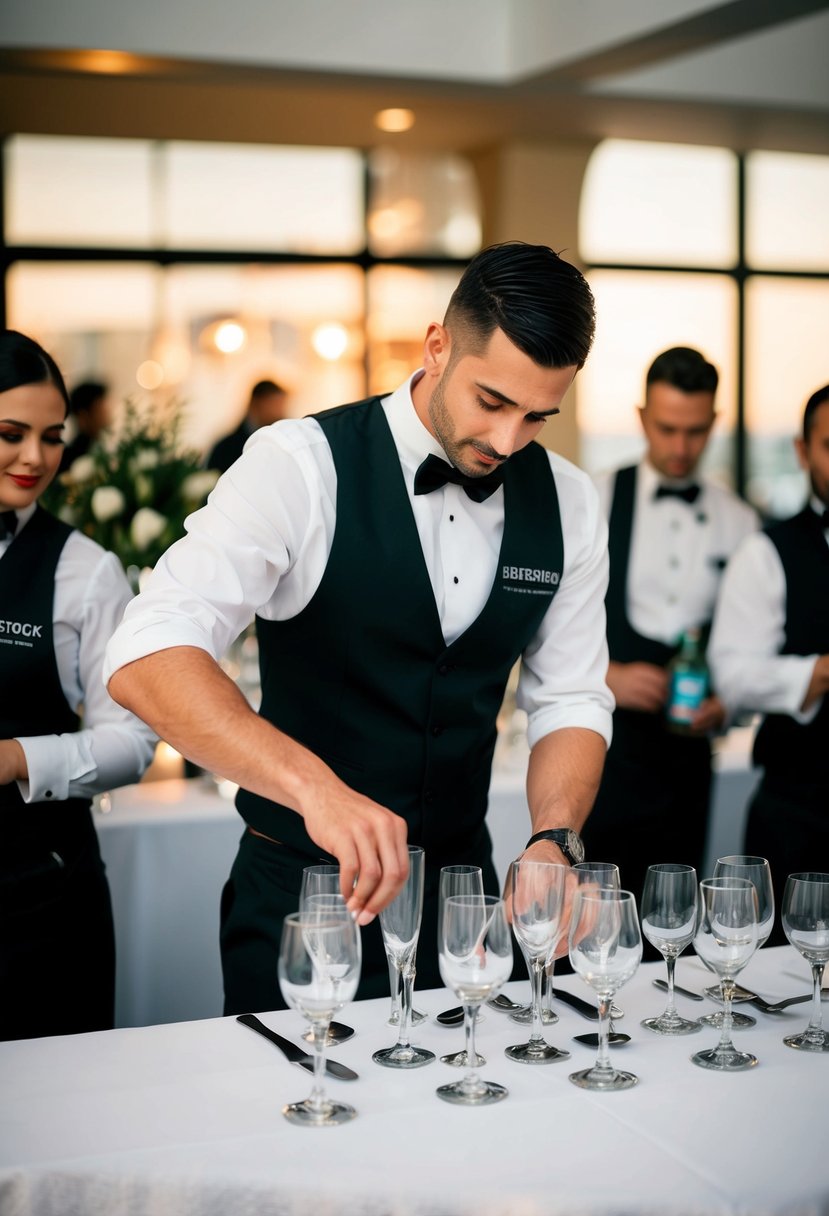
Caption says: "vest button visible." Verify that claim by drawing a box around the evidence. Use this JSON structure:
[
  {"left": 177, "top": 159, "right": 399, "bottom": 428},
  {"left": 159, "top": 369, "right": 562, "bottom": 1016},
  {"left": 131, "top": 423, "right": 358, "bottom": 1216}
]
[
  {"left": 431, "top": 724, "right": 444, "bottom": 736},
  {"left": 44, "top": 790, "right": 53, "bottom": 799},
  {"left": 438, "top": 663, "right": 449, "bottom": 675},
  {"left": 424, "top": 789, "right": 436, "bottom": 804}
]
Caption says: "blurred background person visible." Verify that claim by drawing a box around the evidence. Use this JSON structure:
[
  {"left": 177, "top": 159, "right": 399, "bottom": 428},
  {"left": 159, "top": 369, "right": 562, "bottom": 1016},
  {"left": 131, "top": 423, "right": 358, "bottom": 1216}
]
[
  {"left": 0, "top": 330, "right": 156, "bottom": 1041},
  {"left": 584, "top": 346, "right": 759, "bottom": 912},
  {"left": 206, "top": 378, "right": 288, "bottom": 473},
  {"left": 709, "top": 383, "right": 829, "bottom": 943},
  {"left": 59, "top": 378, "right": 112, "bottom": 472}
]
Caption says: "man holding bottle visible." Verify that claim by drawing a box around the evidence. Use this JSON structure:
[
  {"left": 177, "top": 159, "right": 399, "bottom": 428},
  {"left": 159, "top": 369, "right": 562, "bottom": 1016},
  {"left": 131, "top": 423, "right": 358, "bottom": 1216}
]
[{"left": 585, "top": 346, "right": 758, "bottom": 910}]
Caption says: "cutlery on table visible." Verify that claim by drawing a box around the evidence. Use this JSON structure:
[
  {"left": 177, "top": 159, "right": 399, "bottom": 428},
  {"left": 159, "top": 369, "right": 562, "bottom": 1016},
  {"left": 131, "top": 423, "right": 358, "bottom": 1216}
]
[
  {"left": 487, "top": 994, "right": 523, "bottom": 1013},
  {"left": 236, "top": 1013, "right": 359, "bottom": 1080},
  {"left": 552, "top": 988, "right": 624, "bottom": 1022},
  {"left": 653, "top": 978, "right": 705, "bottom": 1002},
  {"left": 573, "top": 1031, "right": 631, "bottom": 1048}
]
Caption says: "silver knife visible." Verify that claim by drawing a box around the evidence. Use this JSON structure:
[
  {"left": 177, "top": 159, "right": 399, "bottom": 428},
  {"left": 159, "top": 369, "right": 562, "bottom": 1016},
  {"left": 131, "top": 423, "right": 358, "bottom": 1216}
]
[
  {"left": 236, "top": 1013, "right": 359, "bottom": 1081},
  {"left": 653, "top": 978, "right": 705, "bottom": 1002}
]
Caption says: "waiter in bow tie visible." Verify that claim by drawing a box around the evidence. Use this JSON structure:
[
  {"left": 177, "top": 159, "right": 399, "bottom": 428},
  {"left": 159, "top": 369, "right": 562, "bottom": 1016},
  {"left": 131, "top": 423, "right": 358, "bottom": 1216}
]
[
  {"left": 586, "top": 347, "right": 759, "bottom": 915},
  {"left": 105, "top": 241, "right": 614, "bottom": 1012}
]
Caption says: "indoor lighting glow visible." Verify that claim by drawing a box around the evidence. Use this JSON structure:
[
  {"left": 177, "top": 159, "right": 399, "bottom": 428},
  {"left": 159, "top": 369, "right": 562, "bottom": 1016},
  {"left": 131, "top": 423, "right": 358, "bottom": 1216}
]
[
  {"left": 311, "top": 323, "right": 349, "bottom": 361},
  {"left": 374, "top": 108, "right": 416, "bottom": 134},
  {"left": 213, "top": 321, "right": 247, "bottom": 353},
  {"left": 136, "top": 360, "right": 164, "bottom": 390}
]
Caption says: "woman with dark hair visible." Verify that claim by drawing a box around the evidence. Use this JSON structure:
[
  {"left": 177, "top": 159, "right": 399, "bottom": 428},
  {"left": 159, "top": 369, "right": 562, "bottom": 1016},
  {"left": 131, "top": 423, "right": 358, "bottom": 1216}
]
[{"left": 0, "top": 329, "right": 156, "bottom": 1040}]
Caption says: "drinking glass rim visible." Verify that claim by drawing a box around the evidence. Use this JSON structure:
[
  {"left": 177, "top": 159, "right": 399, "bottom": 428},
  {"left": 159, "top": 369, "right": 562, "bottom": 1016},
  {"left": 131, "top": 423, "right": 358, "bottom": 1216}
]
[
  {"left": 700, "top": 876, "right": 755, "bottom": 890},
  {"left": 646, "top": 862, "right": 696, "bottom": 874},
  {"left": 786, "top": 871, "right": 829, "bottom": 885},
  {"left": 716, "top": 855, "right": 769, "bottom": 869}
]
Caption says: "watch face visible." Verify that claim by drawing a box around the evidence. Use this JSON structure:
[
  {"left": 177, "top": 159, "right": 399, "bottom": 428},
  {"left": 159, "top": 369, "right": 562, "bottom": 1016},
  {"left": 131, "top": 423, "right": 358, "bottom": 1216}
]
[{"left": 565, "top": 830, "right": 585, "bottom": 864}]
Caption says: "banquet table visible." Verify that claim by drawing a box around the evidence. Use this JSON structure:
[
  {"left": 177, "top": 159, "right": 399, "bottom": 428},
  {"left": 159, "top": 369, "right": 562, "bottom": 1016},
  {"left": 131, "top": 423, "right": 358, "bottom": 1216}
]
[
  {"left": 97, "top": 732, "right": 760, "bottom": 1029},
  {"left": 1, "top": 945, "right": 825, "bottom": 1216}
]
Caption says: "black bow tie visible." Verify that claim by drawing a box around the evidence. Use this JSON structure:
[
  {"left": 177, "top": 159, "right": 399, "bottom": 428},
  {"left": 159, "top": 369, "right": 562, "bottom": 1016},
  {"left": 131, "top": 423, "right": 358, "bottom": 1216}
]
[
  {"left": 414, "top": 453, "right": 505, "bottom": 503},
  {"left": 0, "top": 510, "right": 17, "bottom": 540},
  {"left": 654, "top": 483, "right": 701, "bottom": 505}
]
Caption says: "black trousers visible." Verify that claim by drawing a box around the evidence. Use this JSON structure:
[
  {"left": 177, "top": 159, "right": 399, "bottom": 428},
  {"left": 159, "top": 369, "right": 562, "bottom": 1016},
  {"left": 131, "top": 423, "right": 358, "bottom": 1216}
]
[
  {"left": 0, "top": 826, "right": 115, "bottom": 1041},
  {"left": 744, "top": 773, "right": 829, "bottom": 948},
  {"left": 582, "top": 712, "right": 711, "bottom": 959},
  {"left": 220, "top": 828, "right": 502, "bottom": 1015}
]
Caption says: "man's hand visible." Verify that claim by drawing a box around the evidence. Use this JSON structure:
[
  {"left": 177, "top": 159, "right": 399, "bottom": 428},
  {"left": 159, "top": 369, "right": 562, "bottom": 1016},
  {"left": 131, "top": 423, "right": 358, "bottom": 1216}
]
[
  {"left": 607, "top": 660, "right": 669, "bottom": 712},
  {"left": 0, "top": 739, "right": 27, "bottom": 786},
  {"left": 802, "top": 654, "right": 829, "bottom": 712},
  {"left": 688, "top": 694, "right": 726, "bottom": 736}
]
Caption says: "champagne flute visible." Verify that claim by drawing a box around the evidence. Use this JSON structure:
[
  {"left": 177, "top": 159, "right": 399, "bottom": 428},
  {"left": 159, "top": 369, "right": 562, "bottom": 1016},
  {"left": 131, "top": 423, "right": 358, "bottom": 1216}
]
[
  {"left": 437, "top": 894, "right": 513, "bottom": 1105},
  {"left": 703, "top": 855, "right": 775, "bottom": 1004},
  {"left": 385, "top": 862, "right": 429, "bottom": 1030},
  {"left": 781, "top": 871, "right": 829, "bottom": 1053},
  {"left": 438, "top": 865, "right": 486, "bottom": 1067},
  {"left": 691, "top": 877, "right": 760, "bottom": 1071},
  {"left": 299, "top": 866, "right": 355, "bottom": 1045},
  {"left": 277, "top": 909, "right": 361, "bottom": 1126},
  {"left": 640, "top": 863, "right": 701, "bottom": 1036},
  {"left": 568, "top": 888, "right": 642, "bottom": 1091},
  {"left": 373, "top": 845, "right": 435, "bottom": 1069},
  {"left": 504, "top": 859, "right": 570, "bottom": 1063}
]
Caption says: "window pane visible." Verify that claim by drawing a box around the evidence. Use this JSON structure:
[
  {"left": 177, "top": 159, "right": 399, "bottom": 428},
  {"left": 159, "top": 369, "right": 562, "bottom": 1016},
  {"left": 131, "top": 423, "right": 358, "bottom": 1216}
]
[
  {"left": 745, "top": 276, "right": 829, "bottom": 518},
  {"left": 367, "top": 150, "right": 481, "bottom": 257},
  {"left": 4, "top": 135, "right": 155, "bottom": 247},
  {"left": 579, "top": 270, "right": 737, "bottom": 483},
  {"left": 162, "top": 143, "right": 365, "bottom": 254},
  {"left": 367, "top": 266, "right": 461, "bottom": 394},
  {"left": 746, "top": 151, "right": 829, "bottom": 271},
  {"left": 580, "top": 139, "right": 737, "bottom": 268}
]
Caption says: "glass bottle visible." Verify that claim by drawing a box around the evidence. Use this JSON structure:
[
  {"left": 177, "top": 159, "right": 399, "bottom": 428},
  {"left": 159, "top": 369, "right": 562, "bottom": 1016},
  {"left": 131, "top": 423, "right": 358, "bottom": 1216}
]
[{"left": 665, "top": 628, "right": 709, "bottom": 735}]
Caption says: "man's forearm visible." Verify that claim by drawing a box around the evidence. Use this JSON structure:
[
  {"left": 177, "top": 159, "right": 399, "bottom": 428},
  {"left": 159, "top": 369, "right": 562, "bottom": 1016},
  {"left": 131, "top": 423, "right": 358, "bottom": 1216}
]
[{"left": 526, "top": 727, "right": 607, "bottom": 837}]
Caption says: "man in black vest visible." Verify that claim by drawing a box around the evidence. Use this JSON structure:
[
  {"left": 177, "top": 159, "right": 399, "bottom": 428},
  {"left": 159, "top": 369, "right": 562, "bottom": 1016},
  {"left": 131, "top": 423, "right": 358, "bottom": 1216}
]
[
  {"left": 206, "top": 379, "right": 288, "bottom": 473},
  {"left": 585, "top": 348, "right": 757, "bottom": 911},
  {"left": 106, "top": 242, "right": 614, "bottom": 1011},
  {"left": 709, "top": 384, "right": 829, "bottom": 943}
]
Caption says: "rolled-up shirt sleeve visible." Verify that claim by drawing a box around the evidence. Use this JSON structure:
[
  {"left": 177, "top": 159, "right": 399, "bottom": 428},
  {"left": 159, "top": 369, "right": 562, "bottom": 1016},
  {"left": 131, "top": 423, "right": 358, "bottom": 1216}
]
[
  {"left": 708, "top": 531, "right": 819, "bottom": 723},
  {"left": 518, "top": 457, "right": 614, "bottom": 750}
]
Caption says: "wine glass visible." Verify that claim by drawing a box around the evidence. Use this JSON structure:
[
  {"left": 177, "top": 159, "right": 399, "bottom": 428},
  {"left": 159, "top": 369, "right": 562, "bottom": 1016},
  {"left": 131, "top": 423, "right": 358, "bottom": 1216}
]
[
  {"left": 373, "top": 845, "right": 435, "bottom": 1069},
  {"left": 438, "top": 865, "right": 486, "bottom": 1067},
  {"left": 504, "top": 859, "right": 570, "bottom": 1063},
  {"left": 703, "top": 855, "right": 775, "bottom": 1004},
  {"left": 640, "top": 863, "right": 701, "bottom": 1036},
  {"left": 691, "top": 876, "right": 760, "bottom": 1071},
  {"left": 781, "top": 872, "right": 829, "bottom": 1053},
  {"left": 277, "top": 908, "right": 361, "bottom": 1126},
  {"left": 385, "top": 862, "right": 430, "bottom": 1031},
  {"left": 437, "top": 894, "right": 513, "bottom": 1105},
  {"left": 299, "top": 866, "right": 355, "bottom": 1046},
  {"left": 568, "top": 888, "right": 642, "bottom": 1091},
  {"left": 561, "top": 862, "right": 626, "bottom": 1033}
]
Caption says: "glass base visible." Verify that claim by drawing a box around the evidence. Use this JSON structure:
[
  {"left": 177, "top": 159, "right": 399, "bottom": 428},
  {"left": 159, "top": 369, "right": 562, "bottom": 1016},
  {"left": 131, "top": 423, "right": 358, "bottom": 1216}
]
[
  {"left": 437, "top": 1078, "right": 508, "bottom": 1106},
  {"left": 441, "top": 1049, "right": 486, "bottom": 1067},
  {"left": 784, "top": 1028, "right": 829, "bottom": 1052},
  {"left": 387, "top": 1007, "right": 427, "bottom": 1028},
  {"left": 504, "top": 1040, "right": 570, "bottom": 1063},
  {"left": 641, "top": 1013, "right": 701, "bottom": 1036},
  {"left": 573, "top": 1032, "right": 631, "bottom": 1048},
  {"left": 509, "top": 1005, "right": 558, "bottom": 1026},
  {"left": 692, "top": 1045, "right": 757, "bottom": 1071},
  {"left": 282, "top": 1098, "right": 356, "bottom": 1126},
  {"left": 302, "top": 1021, "right": 354, "bottom": 1047},
  {"left": 569, "top": 1066, "right": 638, "bottom": 1091},
  {"left": 698, "top": 1010, "right": 756, "bottom": 1029},
  {"left": 373, "top": 1043, "right": 435, "bottom": 1069}
]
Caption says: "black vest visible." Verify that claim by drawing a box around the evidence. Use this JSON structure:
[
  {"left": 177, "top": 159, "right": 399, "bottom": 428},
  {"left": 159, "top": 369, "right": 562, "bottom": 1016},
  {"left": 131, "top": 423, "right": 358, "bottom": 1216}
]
[
  {"left": 0, "top": 507, "right": 91, "bottom": 857},
  {"left": 236, "top": 396, "right": 564, "bottom": 861},
  {"left": 752, "top": 507, "right": 829, "bottom": 783}
]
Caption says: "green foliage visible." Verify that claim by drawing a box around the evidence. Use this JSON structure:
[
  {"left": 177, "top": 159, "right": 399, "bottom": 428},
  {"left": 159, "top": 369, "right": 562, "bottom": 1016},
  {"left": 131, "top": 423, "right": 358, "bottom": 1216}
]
[{"left": 44, "top": 399, "right": 218, "bottom": 575}]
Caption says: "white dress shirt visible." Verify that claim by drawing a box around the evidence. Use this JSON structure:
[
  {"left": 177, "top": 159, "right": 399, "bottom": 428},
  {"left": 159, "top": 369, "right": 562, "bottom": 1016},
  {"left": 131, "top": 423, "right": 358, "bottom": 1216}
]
[
  {"left": 106, "top": 373, "right": 614, "bottom": 750},
  {"left": 2, "top": 503, "right": 157, "bottom": 804},
  {"left": 708, "top": 497, "right": 828, "bottom": 725},
  {"left": 593, "top": 459, "right": 759, "bottom": 646}
]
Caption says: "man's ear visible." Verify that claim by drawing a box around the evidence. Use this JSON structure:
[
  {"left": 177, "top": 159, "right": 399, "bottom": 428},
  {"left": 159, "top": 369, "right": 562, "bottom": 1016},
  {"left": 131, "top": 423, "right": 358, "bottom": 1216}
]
[
  {"left": 422, "top": 322, "right": 452, "bottom": 378},
  {"left": 794, "top": 435, "right": 808, "bottom": 472}
]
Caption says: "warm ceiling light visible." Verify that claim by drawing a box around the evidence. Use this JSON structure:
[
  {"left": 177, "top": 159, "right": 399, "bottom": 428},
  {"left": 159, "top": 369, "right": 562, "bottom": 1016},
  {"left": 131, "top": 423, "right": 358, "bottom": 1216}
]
[
  {"left": 136, "top": 360, "right": 164, "bottom": 390},
  {"left": 72, "top": 49, "right": 144, "bottom": 75},
  {"left": 213, "top": 321, "right": 247, "bottom": 354},
  {"left": 311, "top": 323, "right": 349, "bottom": 362},
  {"left": 374, "top": 108, "right": 415, "bottom": 134}
]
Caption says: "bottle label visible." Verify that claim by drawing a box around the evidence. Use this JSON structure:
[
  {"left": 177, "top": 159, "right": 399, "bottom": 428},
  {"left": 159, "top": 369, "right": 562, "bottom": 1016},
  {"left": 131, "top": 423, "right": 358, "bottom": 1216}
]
[{"left": 667, "top": 672, "right": 708, "bottom": 725}]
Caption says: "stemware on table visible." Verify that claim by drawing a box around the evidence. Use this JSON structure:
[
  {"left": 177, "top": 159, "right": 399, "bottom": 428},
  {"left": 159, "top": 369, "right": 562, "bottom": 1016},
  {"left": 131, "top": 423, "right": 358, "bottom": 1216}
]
[
  {"left": 437, "top": 865, "right": 486, "bottom": 1067},
  {"left": 781, "top": 871, "right": 829, "bottom": 1053},
  {"left": 564, "top": 861, "right": 626, "bottom": 1036},
  {"left": 568, "top": 887, "right": 642, "bottom": 1090},
  {"left": 702, "top": 855, "right": 775, "bottom": 1012},
  {"left": 299, "top": 865, "right": 355, "bottom": 1045},
  {"left": 437, "top": 894, "right": 513, "bottom": 1105},
  {"left": 640, "top": 863, "right": 701, "bottom": 1036},
  {"left": 372, "top": 845, "right": 435, "bottom": 1069},
  {"left": 504, "top": 858, "right": 570, "bottom": 1063},
  {"left": 277, "top": 908, "right": 361, "bottom": 1126},
  {"left": 691, "top": 876, "right": 760, "bottom": 1071}
]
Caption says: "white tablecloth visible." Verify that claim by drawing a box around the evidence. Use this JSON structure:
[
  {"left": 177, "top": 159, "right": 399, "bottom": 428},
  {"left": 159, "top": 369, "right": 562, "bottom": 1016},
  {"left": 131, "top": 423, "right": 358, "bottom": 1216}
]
[
  {"left": 98, "top": 741, "right": 760, "bottom": 1029},
  {"left": 0, "top": 946, "right": 825, "bottom": 1216}
]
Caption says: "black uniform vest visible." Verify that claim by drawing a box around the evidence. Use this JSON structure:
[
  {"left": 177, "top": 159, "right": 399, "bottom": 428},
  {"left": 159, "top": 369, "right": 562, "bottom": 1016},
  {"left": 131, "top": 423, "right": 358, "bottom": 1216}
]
[
  {"left": 752, "top": 507, "right": 829, "bottom": 784},
  {"left": 0, "top": 507, "right": 91, "bottom": 858},
  {"left": 236, "top": 395, "right": 564, "bottom": 861}
]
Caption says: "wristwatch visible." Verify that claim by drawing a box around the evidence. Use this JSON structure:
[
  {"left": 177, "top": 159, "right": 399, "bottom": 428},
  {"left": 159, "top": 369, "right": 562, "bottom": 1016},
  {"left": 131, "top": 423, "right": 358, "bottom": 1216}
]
[{"left": 525, "top": 827, "right": 585, "bottom": 865}]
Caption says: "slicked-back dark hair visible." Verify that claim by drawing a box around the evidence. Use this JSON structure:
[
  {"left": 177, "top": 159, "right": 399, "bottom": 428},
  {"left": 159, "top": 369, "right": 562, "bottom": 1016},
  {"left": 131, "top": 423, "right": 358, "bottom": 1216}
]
[
  {"left": 803, "top": 383, "right": 829, "bottom": 442},
  {"left": 646, "top": 346, "right": 718, "bottom": 396},
  {"left": 444, "top": 241, "right": 596, "bottom": 369},
  {"left": 0, "top": 329, "right": 70, "bottom": 415}
]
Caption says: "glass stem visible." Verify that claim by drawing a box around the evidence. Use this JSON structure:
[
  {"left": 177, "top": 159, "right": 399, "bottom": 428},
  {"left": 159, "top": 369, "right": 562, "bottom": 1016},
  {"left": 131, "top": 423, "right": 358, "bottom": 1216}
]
[
  {"left": 595, "top": 995, "right": 613, "bottom": 1073},
  {"left": 397, "top": 961, "right": 414, "bottom": 1048},
  {"left": 387, "top": 953, "right": 401, "bottom": 1021},
  {"left": 309, "top": 1020, "right": 328, "bottom": 1112},
  {"left": 718, "top": 979, "right": 736, "bottom": 1053},
  {"left": 463, "top": 1002, "right": 482, "bottom": 1088},
  {"left": 530, "top": 957, "right": 545, "bottom": 1042},
  {"left": 808, "top": 961, "right": 825, "bottom": 1032},
  {"left": 543, "top": 957, "right": 555, "bottom": 1015},
  {"left": 664, "top": 953, "right": 678, "bottom": 1017}
]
